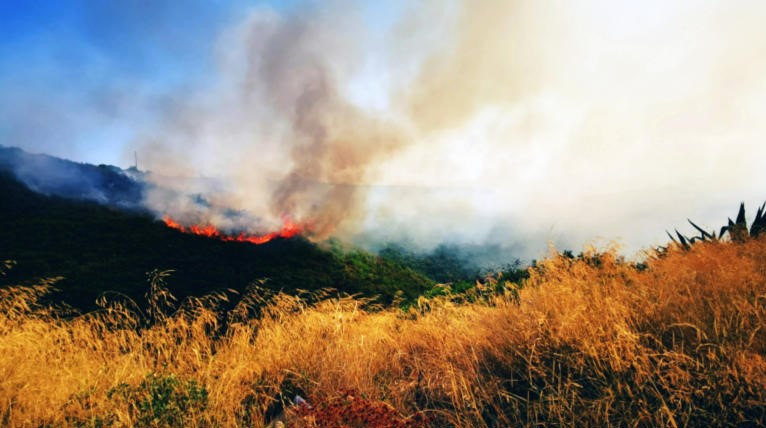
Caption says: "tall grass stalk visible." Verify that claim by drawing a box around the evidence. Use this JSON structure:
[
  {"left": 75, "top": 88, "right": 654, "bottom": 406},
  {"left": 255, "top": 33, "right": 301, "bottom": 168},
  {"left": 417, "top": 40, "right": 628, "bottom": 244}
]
[{"left": 1, "top": 238, "right": 765, "bottom": 426}]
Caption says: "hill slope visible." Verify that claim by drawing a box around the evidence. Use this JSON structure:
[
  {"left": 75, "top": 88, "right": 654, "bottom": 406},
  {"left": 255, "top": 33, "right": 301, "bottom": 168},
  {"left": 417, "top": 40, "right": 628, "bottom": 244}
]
[
  {"left": 0, "top": 171, "right": 432, "bottom": 309},
  {"left": 0, "top": 145, "right": 144, "bottom": 207}
]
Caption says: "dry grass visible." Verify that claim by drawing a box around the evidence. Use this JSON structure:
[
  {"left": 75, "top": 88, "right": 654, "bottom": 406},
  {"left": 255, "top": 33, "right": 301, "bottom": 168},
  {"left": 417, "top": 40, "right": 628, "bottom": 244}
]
[{"left": 1, "top": 238, "right": 766, "bottom": 427}]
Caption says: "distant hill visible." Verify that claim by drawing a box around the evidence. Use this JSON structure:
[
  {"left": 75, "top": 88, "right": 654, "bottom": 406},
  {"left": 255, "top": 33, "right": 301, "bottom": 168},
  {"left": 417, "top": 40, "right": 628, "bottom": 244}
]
[
  {"left": 0, "top": 145, "right": 144, "bottom": 208},
  {"left": 0, "top": 148, "right": 434, "bottom": 310}
]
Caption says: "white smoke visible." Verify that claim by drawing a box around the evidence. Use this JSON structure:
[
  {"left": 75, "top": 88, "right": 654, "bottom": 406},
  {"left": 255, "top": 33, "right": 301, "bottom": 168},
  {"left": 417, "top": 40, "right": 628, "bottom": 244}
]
[{"left": 133, "top": 0, "right": 766, "bottom": 260}]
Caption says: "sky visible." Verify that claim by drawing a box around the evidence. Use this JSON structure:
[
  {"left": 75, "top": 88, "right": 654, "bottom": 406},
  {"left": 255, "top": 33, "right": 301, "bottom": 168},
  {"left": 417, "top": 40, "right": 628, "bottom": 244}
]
[
  {"left": 0, "top": 0, "right": 303, "bottom": 164},
  {"left": 2, "top": 1, "right": 766, "bottom": 262}
]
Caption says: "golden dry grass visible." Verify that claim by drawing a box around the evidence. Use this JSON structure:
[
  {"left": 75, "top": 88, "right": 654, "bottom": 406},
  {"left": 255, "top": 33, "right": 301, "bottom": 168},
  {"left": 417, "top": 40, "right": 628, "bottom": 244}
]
[{"left": 1, "top": 238, "right": 766, "bottom": 427}]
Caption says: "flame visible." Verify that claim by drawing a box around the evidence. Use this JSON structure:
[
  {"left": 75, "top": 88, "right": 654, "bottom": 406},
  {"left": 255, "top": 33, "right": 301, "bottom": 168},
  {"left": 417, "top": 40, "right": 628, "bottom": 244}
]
[{"left": 163, "top": 216, "right": 304, "bottom": 245}]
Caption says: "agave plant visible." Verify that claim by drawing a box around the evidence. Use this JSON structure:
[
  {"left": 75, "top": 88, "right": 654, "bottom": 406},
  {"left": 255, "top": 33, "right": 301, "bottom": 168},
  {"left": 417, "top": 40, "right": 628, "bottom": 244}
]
[{"left": 667, "top": 202, "right": 766, "bottom": 249}]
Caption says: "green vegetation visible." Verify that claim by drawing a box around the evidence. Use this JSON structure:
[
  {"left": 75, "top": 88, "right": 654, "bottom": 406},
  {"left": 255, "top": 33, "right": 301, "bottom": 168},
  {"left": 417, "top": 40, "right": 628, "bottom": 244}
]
[
  {"left": 378, "top": 244, "right": 482, "bottom": 284},
  {"left": 667, "top": 201, "right": 766, "bottom": 248},
  {"left": 108, "top": 373, "right": 208, "bottom": 428},
  {"left": 0, "top": 172, "right": 436, "bottom": 310}
]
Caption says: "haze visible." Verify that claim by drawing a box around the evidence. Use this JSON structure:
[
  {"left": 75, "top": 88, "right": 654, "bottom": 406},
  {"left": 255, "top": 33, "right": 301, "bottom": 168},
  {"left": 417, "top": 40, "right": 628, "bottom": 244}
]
[{"left": 2, "top": 0, "right": 765, "bottom": 261}]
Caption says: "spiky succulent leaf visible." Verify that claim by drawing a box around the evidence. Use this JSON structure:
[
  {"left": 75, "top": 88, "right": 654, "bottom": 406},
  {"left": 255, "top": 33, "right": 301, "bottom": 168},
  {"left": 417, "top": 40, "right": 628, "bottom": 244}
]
[
  {"left": 687, "top": 219, "right": 715, "bottom": 240},
  {"left": 751, "top": 203, "right": 766, "bottom": 237},
  {"left": 736, "top": 202, "right": 747, "bottom": 227},
  {"left": 675, "top": 230, "right": 690, "bottom": 248},
  {"left": 727, "top": 205, "right": 750, "bottom": 242}
]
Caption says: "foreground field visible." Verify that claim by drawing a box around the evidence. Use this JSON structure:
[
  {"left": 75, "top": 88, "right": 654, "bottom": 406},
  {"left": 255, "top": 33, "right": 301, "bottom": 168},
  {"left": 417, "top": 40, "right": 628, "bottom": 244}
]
[{"left": 1, "top": 238, "right": 766, "bottom": 427}]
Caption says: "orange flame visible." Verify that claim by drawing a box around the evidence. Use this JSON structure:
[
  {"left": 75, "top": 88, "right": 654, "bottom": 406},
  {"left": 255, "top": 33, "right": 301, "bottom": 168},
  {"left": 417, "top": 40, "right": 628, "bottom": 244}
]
[{"left": 163, "top": 216, "right": 304, "bottom": 245}]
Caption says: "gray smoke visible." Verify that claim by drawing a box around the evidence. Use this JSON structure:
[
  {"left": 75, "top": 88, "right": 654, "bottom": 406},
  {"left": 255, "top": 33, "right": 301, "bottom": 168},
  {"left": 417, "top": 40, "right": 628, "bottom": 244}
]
[
  {"left": 137, "top": 6, "right": 407, "bottom": 238},
  {"left": 121, "top": 0, "right": 766, "bottom": 261}
]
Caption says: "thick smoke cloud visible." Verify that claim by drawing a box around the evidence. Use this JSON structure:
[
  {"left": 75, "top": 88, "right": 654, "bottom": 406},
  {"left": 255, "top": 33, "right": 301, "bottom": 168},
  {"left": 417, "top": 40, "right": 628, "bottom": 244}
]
[
  {"left": 139, "top": 6, "right": 407, "bottom": 238},
  {"left": 135, "top": 0, "right": 766, "bottom": 260}
]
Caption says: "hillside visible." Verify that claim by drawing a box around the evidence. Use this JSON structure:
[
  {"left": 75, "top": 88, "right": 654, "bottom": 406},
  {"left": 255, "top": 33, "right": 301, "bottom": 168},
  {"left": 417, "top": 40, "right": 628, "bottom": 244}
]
[
  {"left": 0, "top": 145, "right": 144, "bottom": 207},
  {"left": 1, "top": 231, "right": 765, "bottom": 426},
  {"left": 0, "top": 170, "right": 434, "bottom": 309},
  {"left": 2, "top": 148, "right": 765, "bottom": 426}
]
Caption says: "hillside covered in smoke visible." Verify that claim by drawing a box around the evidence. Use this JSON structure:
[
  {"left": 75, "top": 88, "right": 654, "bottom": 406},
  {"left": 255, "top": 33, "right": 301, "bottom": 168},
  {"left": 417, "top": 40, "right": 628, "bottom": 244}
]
[{"left": 1, "top": 146, "right": 521, "bottom": 309}]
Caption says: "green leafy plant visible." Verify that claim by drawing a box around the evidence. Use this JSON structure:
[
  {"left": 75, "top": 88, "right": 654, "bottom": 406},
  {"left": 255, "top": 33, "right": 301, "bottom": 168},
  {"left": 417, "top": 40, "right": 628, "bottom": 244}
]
[
  {"left": 108, "top": 373, "right": 207, "bottom": 428},
  {"left": 668, "top": 201, "right": 766, "bottom": 249}
]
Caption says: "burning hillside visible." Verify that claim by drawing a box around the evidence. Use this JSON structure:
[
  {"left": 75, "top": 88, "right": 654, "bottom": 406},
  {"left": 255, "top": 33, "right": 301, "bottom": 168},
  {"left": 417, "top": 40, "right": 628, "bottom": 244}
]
[{"left": 163, "top": 216, "right": 305, "bottom": 245}]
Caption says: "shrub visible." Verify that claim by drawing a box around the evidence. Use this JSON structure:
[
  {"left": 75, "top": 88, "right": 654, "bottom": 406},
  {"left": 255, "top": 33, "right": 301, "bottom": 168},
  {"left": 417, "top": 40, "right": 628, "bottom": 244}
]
[{"left": 108, "top": 373, "right": 208, "bottom": 428}]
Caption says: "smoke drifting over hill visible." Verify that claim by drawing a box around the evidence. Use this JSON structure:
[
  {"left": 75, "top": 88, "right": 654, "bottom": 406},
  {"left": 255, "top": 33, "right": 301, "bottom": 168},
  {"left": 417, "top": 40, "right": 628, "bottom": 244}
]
[
  {"left": 8, "top": 1, "right": 766, "bottom": 261},
  {"left": 136, "top": 6, "right": 408, "bottom": 240}
]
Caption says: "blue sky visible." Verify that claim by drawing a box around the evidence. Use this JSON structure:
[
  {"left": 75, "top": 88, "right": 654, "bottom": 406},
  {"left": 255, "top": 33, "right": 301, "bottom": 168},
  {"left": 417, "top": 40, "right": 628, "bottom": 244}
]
[
  {"left": 0, "top": 0, "right": 345, "bottom": 165},
  {"left": 2, "top": 0, "right": 230, "bottom": 165}
]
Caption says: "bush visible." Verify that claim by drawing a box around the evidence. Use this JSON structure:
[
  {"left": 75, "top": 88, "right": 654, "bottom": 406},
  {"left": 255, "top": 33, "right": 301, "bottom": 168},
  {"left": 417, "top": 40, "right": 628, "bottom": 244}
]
[{"left": 108, "top": 373, "right": 208, "bottom": 428}]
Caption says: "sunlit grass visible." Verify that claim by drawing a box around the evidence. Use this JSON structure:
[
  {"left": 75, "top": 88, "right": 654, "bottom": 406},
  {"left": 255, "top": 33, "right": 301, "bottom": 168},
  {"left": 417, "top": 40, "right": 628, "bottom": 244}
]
[{"left": 1, "top": 238, "right": 766, "bottom": 426}]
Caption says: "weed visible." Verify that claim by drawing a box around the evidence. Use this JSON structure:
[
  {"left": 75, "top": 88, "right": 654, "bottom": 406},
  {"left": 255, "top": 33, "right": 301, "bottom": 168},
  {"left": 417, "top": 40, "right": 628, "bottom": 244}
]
[
  {"left": 2, "top": 228, "right": 766, "bottom": 426},
  {"left": 108, "top": 372, "right": 208, "bottom": 428}
]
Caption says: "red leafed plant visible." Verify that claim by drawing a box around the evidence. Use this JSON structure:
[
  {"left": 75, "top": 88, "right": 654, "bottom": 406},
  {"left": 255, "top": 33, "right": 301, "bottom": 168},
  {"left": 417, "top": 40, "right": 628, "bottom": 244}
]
[{"left": 288, "top": 389, "right": 430, "bottom": 428}]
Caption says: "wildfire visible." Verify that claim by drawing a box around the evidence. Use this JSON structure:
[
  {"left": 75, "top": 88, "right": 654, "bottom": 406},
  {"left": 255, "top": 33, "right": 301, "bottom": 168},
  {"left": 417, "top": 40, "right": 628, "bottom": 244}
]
[{"left": 163, "top": 216, "right": 304, "bottom": 245}]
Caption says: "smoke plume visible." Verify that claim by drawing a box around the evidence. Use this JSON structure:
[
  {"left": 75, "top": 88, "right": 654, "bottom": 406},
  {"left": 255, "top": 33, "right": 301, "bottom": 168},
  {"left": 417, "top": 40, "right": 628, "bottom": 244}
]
[
  {"left": 137, "top": 5, "right": 409, "bottom": 238},
  {"left": 132, "top": 0, "right": 766, "bottom": 260}
]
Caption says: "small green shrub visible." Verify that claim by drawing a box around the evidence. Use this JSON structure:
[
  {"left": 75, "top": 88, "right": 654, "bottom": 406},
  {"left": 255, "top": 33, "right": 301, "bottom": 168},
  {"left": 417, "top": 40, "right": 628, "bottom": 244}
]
[{"left": 108, "top": 373, "right": 207, "bottom": 427}]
